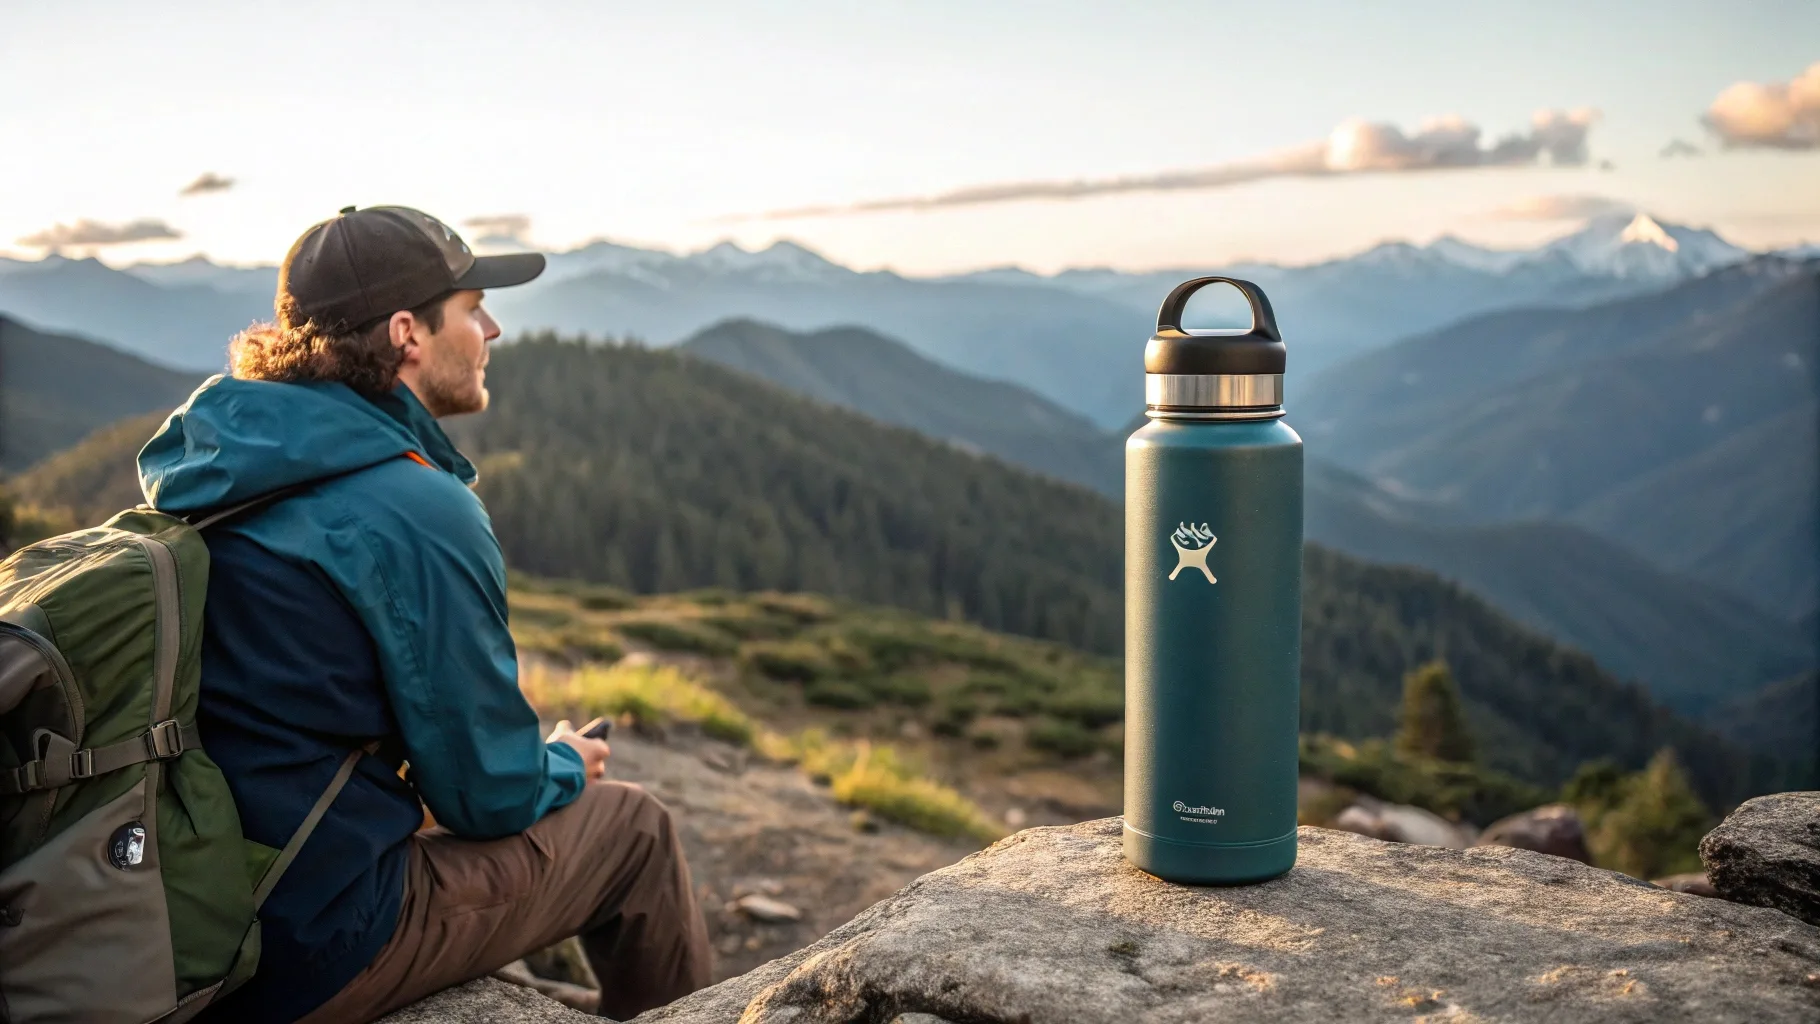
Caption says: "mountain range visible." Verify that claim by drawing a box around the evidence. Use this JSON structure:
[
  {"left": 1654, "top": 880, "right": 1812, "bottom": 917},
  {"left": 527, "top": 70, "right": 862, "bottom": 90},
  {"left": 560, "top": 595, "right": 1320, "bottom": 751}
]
[
  {"left": 0, "top": 315, "right": 199, "bottom": 473},
  {"left": 677, "top": 317, "right": 1813, "bottom": 716},
  {"left": 1298, "top": 258, "right": 1819, "bottom": 622},
  {"left": 6, "top": 332, "right": 1781, "bottom": 804},
  {"left": 0, "top": 213, "right": 1777, "bottom": 426}
]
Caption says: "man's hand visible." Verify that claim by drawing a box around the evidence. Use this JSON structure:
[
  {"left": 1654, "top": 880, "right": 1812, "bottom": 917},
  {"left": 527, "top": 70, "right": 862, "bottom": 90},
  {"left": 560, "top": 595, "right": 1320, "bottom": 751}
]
[{"left": 547, "top": 719, "right": 611, "bottom": 779}]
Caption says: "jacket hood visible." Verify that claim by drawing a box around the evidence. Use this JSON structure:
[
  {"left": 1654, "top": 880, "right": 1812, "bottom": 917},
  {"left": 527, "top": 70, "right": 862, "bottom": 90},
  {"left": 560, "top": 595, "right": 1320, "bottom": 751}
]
[{"left": 140, "top": 375, "right": 477, "bottom": 514}]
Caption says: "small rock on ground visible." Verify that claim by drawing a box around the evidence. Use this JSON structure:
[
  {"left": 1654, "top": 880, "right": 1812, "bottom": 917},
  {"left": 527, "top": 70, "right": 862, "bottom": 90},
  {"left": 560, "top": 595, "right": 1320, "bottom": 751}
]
[
  {"left": 1476, "top": 803, "right": 1592, "bottom": 864},
  {"left": 735, "top": 893, "right": 803, "bottom": 923}
]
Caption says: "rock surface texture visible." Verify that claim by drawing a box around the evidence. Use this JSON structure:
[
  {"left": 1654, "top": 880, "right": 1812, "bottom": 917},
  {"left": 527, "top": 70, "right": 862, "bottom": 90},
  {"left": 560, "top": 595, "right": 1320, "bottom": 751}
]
[
  {"left": 631, "top": 819, "right": 1820, "bottom": 1024},
  {"left": 1701, "top": 790, "right": 1820, "bottom": 927}
]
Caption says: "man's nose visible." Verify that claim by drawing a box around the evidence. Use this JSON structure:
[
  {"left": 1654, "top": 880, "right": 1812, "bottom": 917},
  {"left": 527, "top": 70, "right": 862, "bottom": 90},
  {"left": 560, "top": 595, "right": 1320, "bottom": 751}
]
[{"left": 480, "top": 307, "right": 501, "bottom": 342}]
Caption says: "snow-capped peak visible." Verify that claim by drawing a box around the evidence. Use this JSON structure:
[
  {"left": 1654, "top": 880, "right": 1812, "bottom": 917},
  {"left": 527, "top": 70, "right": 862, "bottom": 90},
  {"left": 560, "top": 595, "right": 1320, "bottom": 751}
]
[
  {"left": 687, "top": 239, "right": 846, "bottom": 282},
  {"left": 1540, "top": 212, "right": 1746, "bottom": 280},
  {"left": 1425, "top": 235, "right": 1530, "bottom": 274},
  {"left": 1617, "top": 213, "right": 1678, "bottom": 253}
]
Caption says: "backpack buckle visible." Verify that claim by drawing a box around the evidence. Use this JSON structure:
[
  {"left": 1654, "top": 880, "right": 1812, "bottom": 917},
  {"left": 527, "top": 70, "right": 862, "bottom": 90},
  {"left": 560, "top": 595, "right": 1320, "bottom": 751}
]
[
  {"left": 2, "top": 761, "right": 45, "bottom": 795},
  {"left": 69, "top": 749, "right": 94, "bottom": 779},
  {"left": 147, "top": 720, "right": 186, "bottom": 760}
]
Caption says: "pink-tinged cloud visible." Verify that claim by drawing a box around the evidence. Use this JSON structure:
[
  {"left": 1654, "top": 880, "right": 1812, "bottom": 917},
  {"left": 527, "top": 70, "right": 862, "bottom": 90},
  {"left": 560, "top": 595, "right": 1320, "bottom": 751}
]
[
  {"left": 462, "top": 213, "right": 532, "bottom": 248},
  {"left": 1703, "top": 61, "right": 1820, "bottom": 149},
  {"left": 1486, "top": 194, "right": 1634, "bottom": 222},
  {"left": 179, "top": 172, "right": 235, "bottom": 196},
  {"left": 18, "top": 218, "right": 183, "bottom": 248},
  {"left": 740, "top": 109, "right": 1599, "bottom": 220}
]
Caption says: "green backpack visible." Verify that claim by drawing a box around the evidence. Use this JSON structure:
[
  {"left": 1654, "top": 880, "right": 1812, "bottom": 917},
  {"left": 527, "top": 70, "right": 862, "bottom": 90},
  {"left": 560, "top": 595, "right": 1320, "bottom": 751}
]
[{"left": 0, "top": 502, "right": 367, "bottom": 1023}]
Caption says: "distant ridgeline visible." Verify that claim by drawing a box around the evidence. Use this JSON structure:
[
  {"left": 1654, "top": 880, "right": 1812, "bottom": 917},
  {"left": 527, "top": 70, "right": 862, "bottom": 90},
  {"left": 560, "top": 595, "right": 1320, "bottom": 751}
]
[
  {"left": 5, "top": 333, "right": 1793, "bottom": 805},
  {"left": 446, "top": 335, "right": 1786, "bottom": 804}
]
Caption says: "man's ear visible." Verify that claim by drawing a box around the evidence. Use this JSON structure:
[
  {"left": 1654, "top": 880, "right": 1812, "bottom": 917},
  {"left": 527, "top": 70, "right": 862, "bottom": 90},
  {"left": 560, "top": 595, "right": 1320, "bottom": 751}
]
[{"left": 388, "top": 310, "right": 421, "bottom": 367}]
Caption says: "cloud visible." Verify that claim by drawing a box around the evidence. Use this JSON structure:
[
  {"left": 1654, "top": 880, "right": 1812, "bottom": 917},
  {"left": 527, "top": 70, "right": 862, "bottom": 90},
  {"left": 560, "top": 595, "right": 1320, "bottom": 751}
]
[
  {"left": 740, "top": 108, "right": 1599, "bottom": 220},
  {"left": 462, "top": 213, "right": 532, "bottom": 248},
  {"left": 1485, "top": 194, "right": 1634, "bottom": 222},
  {"left": 179, "top": 172, "right": 235, "bottom": 196},
  {"left": 1702, "top": 61, "right": 1820, "bottom": 149},
  {"left": 1659, "top": 139, "right": 1703, "bottom": 159},
  {"left": 17, "top": 218, "right": 183, "bottom": 248}
]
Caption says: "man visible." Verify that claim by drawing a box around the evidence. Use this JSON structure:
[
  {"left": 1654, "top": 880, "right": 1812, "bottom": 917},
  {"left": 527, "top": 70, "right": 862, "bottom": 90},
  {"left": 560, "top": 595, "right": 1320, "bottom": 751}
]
[{"left": 139, "top": 207, "right": 712, "bottom": 1023}]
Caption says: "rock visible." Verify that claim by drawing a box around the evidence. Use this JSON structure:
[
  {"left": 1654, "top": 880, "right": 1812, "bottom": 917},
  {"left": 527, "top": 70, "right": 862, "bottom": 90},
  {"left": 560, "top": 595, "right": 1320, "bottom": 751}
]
[
  {"left": 631, "top": 818, "right": 1820, "bottom": 1023},
  {"left": 1654, "top": 872, "right": 1719, "bottom": 897},
  {"left": 522, "top": 936, "right": 600, "bottom": 989},
  {"left": 1476, "top": 803, "right": 1593, "bottom": 863},
  {"left": 1333, "top": 798, "right": 1474, "bottom": 849},
  {"left": 1700, "top": 791, "right": 1820, "bottom": 926},
  {"left": 379, "top": 977, "right": 594, "bottom": 1023},
  {"left": 735, "top": 893, "right": 803, "bottom": 923},
  {"left": 493, "top": 959, "right": 601, "bottom": 1014}
]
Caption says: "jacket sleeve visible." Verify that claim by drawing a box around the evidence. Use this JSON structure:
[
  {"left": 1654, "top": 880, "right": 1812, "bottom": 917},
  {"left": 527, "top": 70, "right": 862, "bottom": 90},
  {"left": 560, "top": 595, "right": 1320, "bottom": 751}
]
[{"left": 326, "top": 468, "right": 588, "bottom": 839}]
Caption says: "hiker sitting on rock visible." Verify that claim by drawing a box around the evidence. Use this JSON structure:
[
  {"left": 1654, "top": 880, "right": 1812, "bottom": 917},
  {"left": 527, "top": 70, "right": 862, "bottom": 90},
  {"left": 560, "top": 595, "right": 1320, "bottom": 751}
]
[{"left": 143, "top": 207, "right": 713, "bottom": 1023}]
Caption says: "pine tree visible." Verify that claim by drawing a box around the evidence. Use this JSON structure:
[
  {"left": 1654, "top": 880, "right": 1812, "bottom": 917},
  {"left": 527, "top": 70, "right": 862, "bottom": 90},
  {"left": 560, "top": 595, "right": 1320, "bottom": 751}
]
[
  {"left": 1394, "top": 659, "right": 1475, "bottom": 763},
  {"left": 1582, "top": 748, "right": 1712, "bottom": 879}
]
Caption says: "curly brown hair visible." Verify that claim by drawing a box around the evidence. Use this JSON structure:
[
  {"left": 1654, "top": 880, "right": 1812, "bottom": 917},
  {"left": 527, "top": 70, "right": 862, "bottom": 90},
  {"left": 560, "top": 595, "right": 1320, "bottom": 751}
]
[{"left": 229, "top": 292, "right": 447, "bottom": 396}]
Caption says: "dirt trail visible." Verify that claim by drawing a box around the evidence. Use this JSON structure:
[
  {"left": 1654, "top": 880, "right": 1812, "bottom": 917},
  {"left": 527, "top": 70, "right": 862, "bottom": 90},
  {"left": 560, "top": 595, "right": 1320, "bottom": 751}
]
[{"left": 598, "top": 723, "right": 982, "bottom": 982}]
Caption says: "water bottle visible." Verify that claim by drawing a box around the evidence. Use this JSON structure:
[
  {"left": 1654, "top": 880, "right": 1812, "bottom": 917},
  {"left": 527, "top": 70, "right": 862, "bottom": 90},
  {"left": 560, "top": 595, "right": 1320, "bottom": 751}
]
[{"left": 1124, "top": 277, "right": 1303, "bottom": 885}]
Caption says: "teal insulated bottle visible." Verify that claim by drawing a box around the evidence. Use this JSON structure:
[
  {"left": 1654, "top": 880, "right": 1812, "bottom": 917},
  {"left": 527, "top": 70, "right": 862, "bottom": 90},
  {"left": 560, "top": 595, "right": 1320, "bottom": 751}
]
[{"left": 1124, "top": 277, "right": 1302, "bottom": 885}]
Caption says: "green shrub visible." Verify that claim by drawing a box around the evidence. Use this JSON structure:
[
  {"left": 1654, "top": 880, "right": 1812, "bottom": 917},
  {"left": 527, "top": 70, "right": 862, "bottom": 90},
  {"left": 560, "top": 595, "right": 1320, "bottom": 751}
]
[
  {"left": 699, "top": 611, "right": 800, "bottom": 640},
  {"left": 1027, "top": 717, "right": 1098, "bottom": 758},
  {"left": 578, "top": 586, "right": 637, "bottom": 611},
  {"left": 743, "top": 641, "right": 833, "bottom": 682},
  {"left": 867, "top": 673, "right": 933, "bottom": 707},
  {"left": 780, "top": 736, "right": 1001, "bottom": 843},
  {"left": 511, "top": 604, "right": 575, "bottom": 629},
  {"left": 614, "top": 618, "right": 738, "bottom": 656},
  {"left": 805, "top": 680, "right": 876, "bottom": 710},
  {"left": 751, "top": 592, "right": 835, "bottom": 623},
  {"left": 1044, "top": 687, "right": 1123, "bottom": 728},
  {"left": 1570, "top": 750, "right": 1712, "bottom": 879},
  {"left": 932, "top": 697, "right": 979, "bottom": 737},
  {"left": 521, "top": 662, "right": 755, "bottom": 747},
  {"left": 1299, "top": 734, "right": 1547, "bottom": 825},
  {"left": 557, "top": 630, "right": 625, "bottom": 664}
]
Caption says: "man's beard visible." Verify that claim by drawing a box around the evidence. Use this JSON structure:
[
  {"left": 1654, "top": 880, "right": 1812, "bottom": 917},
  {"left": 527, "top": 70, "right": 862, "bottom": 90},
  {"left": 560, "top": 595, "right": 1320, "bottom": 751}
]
[{"left": 418, "top": 348, "right": 488, "bottom": 418}]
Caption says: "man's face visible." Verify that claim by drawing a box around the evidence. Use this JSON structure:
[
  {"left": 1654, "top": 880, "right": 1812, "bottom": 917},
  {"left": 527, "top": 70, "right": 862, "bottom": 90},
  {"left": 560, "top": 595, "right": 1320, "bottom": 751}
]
[{"left": 405, "top": 290, "right": 499, "bottom": 417}]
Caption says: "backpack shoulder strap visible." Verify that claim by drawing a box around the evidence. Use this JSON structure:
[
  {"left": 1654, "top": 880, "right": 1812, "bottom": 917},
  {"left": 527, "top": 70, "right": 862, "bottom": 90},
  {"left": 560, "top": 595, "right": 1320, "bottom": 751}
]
[{"left": 252, "top": 740, "right": 382, "bottom": 911}]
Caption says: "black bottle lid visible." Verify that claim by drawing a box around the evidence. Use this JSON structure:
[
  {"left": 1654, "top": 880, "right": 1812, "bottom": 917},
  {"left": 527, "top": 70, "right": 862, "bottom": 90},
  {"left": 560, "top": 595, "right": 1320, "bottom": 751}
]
[{"left": 1144, "top": 277, "right": 1286, "bottom": 376}]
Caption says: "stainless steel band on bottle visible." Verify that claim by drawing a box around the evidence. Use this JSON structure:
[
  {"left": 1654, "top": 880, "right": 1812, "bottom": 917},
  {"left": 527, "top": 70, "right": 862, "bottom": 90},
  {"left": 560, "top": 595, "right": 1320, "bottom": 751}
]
[{"left": 1144, "top": 373, "right": 1285, "bottom": 420}]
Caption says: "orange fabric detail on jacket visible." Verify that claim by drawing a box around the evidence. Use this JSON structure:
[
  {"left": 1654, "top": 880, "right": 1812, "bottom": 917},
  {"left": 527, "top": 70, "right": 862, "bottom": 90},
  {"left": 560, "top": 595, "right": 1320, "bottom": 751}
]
[{"left": 402, "top": 452, "right": 434, "bottom": 469}]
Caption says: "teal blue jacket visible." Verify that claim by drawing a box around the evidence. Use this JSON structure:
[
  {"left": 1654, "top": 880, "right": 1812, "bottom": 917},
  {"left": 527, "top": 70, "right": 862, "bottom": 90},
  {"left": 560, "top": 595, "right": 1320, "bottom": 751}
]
[{"left": 140, "top": 376, "right": 585, "bottom": 1020}]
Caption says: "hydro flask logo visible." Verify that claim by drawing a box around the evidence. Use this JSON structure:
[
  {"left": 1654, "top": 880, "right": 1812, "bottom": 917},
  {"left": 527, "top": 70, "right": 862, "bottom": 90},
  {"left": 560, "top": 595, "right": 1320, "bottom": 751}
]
[{"left": 1168, "top": 522, "right": 1217, "bottom": 583}]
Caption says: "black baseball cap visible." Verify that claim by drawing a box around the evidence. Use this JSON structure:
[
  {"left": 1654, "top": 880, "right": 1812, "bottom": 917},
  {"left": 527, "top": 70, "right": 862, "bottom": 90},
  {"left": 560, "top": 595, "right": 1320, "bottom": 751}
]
[{"left": 277, "top": 206, "right": 545, "bottom": 330}]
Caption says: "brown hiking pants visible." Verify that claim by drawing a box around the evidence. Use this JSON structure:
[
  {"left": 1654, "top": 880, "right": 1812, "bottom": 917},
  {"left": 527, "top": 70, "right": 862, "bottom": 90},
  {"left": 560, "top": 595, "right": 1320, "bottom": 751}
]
[{"left": 297, "top": 781, "right": 713, "bottom": 1024}]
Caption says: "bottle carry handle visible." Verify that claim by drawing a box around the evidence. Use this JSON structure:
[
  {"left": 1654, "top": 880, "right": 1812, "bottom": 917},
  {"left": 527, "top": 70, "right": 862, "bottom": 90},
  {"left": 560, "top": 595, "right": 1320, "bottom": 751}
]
[{"left": 1155, "top": 277, "right": 1281, "bottom": 343}]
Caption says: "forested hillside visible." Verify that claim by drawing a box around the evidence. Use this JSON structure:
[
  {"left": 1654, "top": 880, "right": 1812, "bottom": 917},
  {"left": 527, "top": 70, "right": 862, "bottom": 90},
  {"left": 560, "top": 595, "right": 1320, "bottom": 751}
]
[
  {"left": 446, "top": 337, "right": 1769, "bottom": 800},
  {"left": 8, "top": 335, "right": 1782, "bottom": 802},
  {"left": 0, "top": 315, "right": 198, "bottom": 472},
  {"left": 680, "top": 318, "right": 1120, "bottom": 493},
  {"left": 1298, "top": 260, "right": 1819, "bottom": 618},
  {"left": 669, "top": 319, "right": 1811, "bottom": 714}
]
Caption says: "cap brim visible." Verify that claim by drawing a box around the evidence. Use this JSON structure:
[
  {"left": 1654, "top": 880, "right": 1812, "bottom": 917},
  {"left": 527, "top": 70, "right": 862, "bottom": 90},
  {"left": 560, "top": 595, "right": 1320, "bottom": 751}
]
[{"left": 452, "top": 252, "right": 546, "bottom": 290}]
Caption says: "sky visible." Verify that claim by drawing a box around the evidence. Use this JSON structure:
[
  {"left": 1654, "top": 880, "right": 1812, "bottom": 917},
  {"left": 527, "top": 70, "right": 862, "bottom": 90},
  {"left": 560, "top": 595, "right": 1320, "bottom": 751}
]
[{"left": 2, "top": 0, "right": 1816, "bottom": 274}]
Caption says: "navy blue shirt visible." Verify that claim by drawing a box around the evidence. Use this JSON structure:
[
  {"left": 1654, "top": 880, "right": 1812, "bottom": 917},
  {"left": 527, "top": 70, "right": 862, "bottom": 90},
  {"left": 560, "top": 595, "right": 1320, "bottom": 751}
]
[{"left": 194, "top": 531, "right": 422, "bottom": 1022}]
